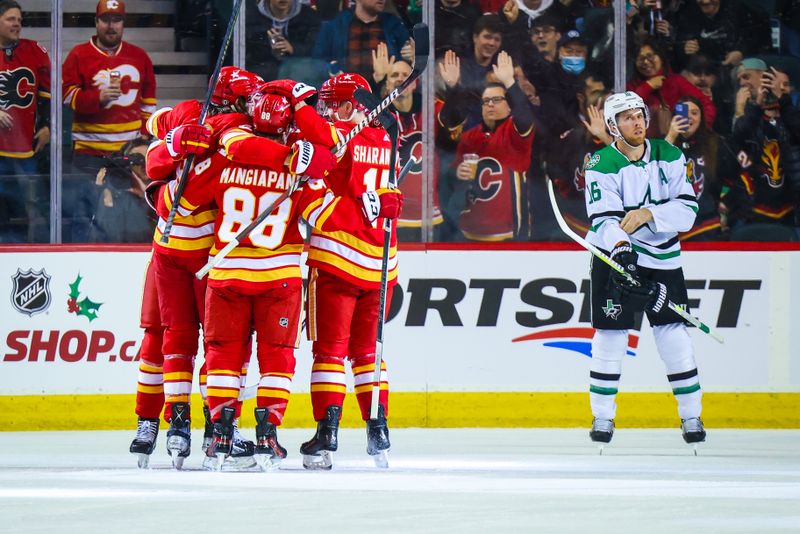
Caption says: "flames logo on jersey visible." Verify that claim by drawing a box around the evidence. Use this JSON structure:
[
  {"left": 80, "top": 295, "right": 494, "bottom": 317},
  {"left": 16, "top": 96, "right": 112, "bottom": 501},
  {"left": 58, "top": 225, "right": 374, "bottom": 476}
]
[
  {"left": 399, "top": 130, "right": 423, "bottom": 177},
  {"left": 685, "top": 156, "right": 705, "bottom": 197},
  {"left": 760, "top": 139, "right": 783, "bottom": 188},
  {"left": 469, "top": 157, "right": 503, "bottom": 203},
  {"left": 0, "top": 68, "right": 36, "bottom": 110}
]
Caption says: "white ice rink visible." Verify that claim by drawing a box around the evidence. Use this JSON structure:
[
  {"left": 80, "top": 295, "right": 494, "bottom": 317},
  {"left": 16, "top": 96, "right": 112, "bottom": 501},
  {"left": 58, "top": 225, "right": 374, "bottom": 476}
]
[{"left": 1, "top": 428, "right": 799, "bottom": 533}]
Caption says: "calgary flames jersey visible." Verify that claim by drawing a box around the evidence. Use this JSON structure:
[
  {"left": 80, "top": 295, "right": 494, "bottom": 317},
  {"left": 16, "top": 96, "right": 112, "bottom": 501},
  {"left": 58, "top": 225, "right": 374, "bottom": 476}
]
[
  {"left": 306, "top": 122, "right": 399, "bottom": 289},
  {"left": 178, "top": 150, "right": 370, "bottom": 291},
  {"left": 62, "top": 38, "right": 156, "bottom": 156},
  {"left": 146, "top": 111, "right": 252, "bottom": 257},
  {"left": 0, "top": 39, "right": 50, "bottom": 158},
  {"left": 457, "top": 118, "right": 533, "bottom": 241}
]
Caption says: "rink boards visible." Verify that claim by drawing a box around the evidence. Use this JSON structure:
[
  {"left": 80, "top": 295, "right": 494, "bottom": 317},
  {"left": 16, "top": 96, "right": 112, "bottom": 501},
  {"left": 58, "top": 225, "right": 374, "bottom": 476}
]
[{"left": 1, "top": 244, "right": 799, "bottom": 430}]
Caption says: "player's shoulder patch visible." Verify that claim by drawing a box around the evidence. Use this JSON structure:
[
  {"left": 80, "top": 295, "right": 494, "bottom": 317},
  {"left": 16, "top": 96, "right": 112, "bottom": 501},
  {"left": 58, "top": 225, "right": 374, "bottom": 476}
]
[{"left": 584, "top": 153, "right": 601, "bottom": 170}]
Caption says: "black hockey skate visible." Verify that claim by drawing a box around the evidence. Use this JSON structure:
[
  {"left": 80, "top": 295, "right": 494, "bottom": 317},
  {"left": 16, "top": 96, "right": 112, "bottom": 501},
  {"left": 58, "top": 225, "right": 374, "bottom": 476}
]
[
  {"left": 590, "top": 418, "right": 614, "bottom": 454},
  {"left": 681, "top": 417, "right": 706, "bottom": 455},
  {"left": 300, "top": 405, "right": 341, "bottom": 470},
  {"left": 229, "top": 419, "right": 257, "bottom": 470},
  {"left": 209, "top": 406, "right": 235, "bottom": 471},
  {"left": 254, "top": 407, "right": 287, "bottom": 471},
  {"left": 366, "top": 404, "right": 390, "bottom": 469},
  {"left": 201, "top": 405, "right": 215, "bottom": 470},
  {"left": 166, "top": 403, "right": 191, "bottom": 469},
  {"left": 130, "top": 417, "right": 159, "bottom": 469}
]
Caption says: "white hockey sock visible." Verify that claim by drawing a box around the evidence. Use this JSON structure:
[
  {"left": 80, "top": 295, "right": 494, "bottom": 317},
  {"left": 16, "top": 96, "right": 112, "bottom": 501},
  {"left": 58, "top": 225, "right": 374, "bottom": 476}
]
[
  {"left": 590, "top": 329, "right": 628, "bottom": 420},
  {"left": 654, "top": 323, "right": 702, "bottom": 420}
]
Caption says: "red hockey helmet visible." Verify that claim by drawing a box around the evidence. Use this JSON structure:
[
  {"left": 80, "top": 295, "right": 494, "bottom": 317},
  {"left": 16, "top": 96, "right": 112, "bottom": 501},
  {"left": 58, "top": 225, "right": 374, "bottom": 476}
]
[
  {"left": 211, "top": 67, "right": 263, "bottom": 107},
  {"left": 318, "top": 73, "right": 376, "bottom": 122},
  {"left": 249, "top": 92, "right": 293, "bottom": 135}
]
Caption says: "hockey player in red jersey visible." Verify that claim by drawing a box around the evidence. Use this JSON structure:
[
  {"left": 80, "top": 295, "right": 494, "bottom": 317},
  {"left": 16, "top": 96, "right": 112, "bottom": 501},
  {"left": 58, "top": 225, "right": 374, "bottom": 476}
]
[
  {"left": 174, "top": 89, "right": 401, "bottom": 470},
  {"left": 300, "top": 73, "right": 401, "bottom": 470},
  {"left": 455, "top": 51, "right": 534, "bottom": 241}
]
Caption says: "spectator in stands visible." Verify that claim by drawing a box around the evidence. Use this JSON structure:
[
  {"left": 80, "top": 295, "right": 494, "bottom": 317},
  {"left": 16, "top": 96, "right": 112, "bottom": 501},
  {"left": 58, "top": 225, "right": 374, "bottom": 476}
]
[
  {"left": 452, "top": 52, "right": 535, "bottom": 242},
  {"left": 434, "top": 0, "right": 481, "bottom": 58},
  {"left": 245, "top": 0, "right": 322, "bottom": 83},
  {"left": 726, "top": 62, "right": 800, "bottom": 237},
  {"left": 665, "top": 95, "right": 739, "bottom": 241},
  {"left": 627, "top": 38, "right": 715, "bottom": 137},
  {"left": 681, "top": 53, "right": 735, "bottom": 136},
  {"left": 0, "top": 0, "right": 50, "bottom": 243},
  {"left": 517, "top": 14, "right": 560, "bottom": 94},
  {"left": 674, "top": 0, "right": 770, "bottom": 72},
  {"left": 543, "top": 68, "right": 610, "bottom": 238},
  {"left": 61, "top": 0, "right": 156, "bottom": 242},
  {"left": 90, "top": 138, "right": 154, "bottom": 243},
  {"left": 497, "top": 0, "right": 571, "bottom": 59},
  {"left": 312, "top": 0, "right": 410, "bottom": 80}
]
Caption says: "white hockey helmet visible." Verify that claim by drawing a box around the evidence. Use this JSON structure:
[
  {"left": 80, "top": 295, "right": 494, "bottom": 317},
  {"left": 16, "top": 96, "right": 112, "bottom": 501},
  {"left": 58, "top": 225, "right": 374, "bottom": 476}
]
[{"left": 603, "top": 91, "right": 649, "bottom": 138}]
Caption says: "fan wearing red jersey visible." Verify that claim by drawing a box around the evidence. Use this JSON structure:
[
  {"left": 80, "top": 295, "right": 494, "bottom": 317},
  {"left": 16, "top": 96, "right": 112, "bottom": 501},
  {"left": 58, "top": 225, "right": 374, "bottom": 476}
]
[
  {"left": 60, "top": 0, "right": 157, "bottom": 242},
  {"left": 175, "top": 91, "right": 396, "bottom": 470},
  {"left": 300, "top": 73, "right": 401, "bottom": 470},
  {"left": 455, "top": 52, "right": 535, "bottom": 242},
  {"left": 0, "top": 0, "right": 51, "bottom": 241}
]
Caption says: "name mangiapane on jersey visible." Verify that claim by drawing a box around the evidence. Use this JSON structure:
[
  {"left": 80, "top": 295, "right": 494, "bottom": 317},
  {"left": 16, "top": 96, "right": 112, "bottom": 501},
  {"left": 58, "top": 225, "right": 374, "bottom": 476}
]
[
  {"left": 351, "top": 145, "right": 392, "bottom": 166},
  {"left": 218, "top": 166, "right": 297, "bottom": 189}
]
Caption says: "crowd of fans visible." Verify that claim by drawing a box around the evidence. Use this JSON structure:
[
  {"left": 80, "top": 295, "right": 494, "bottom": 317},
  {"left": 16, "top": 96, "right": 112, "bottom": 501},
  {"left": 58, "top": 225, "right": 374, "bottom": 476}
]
[{"left": 1, "top": 0, "right": 799, "bottom": 243}]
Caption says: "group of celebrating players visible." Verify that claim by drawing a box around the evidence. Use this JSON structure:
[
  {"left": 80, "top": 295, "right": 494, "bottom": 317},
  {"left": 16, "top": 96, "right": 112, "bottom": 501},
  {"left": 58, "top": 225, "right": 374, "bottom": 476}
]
[{"left": 128, "top": 65, "right": 404, "bottom": 472}]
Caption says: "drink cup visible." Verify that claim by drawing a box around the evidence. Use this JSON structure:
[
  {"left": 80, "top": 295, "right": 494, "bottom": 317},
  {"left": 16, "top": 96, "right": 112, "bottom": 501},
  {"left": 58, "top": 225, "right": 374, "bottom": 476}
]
[{"left": 463, "top": 153, "right": 479, "bottom": 178}]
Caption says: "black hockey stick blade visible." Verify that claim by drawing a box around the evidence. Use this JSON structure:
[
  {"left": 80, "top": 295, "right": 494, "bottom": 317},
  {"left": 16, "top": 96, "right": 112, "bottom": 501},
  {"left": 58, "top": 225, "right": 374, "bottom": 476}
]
[
  {"left": 353, "top": 88, "right": 397, "bottom": 132},
  {"left": 410, "top": 23, "right": 429, "bottom": 68}
]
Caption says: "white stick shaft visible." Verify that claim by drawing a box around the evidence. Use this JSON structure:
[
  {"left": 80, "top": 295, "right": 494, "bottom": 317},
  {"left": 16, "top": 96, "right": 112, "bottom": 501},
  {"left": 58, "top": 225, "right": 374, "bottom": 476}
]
[{"left": 196, "top": 238, "right": 239, "bottom": 280}]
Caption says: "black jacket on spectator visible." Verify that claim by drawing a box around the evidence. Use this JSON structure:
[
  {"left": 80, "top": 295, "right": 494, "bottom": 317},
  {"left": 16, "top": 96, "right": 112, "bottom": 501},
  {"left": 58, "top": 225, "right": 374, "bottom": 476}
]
[
  {"left": 674, "top": 0, "right": 770, "bottom": 70},
  {"left": 497, "top": 2, "right": 571, "bottom": 60},
  {"left": 246, "top": 0, "right": 321, "bottom": 81},
  {"left": 435, "top": 0, "right": 481, "bottom": 58}
]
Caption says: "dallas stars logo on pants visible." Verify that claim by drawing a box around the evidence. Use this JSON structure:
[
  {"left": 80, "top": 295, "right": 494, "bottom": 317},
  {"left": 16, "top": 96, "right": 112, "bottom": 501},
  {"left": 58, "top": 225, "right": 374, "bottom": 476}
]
[{"left": 602, "top": 299, "right": 621, "bottom": 320}]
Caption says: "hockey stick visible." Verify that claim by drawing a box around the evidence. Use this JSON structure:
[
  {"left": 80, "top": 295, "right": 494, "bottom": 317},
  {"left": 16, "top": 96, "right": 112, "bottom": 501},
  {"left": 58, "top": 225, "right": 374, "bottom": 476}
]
[
  {"left": 354, "top": 88, "right": 399, "bottom": 420},
  {"left": 546, "top": 178, "right": 724, "bottom": 344},
  {"left": 193, "top": 24, "right": 430, "bottom": 280},
  {"left": 160, "top": 0, "right": 245, "bottom": 243}
]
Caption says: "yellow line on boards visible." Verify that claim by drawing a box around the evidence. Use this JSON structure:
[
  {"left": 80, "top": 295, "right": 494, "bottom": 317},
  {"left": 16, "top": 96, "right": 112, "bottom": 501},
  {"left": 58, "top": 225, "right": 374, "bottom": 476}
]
[{"left": 0, "top": 392, "right": 798, "bottom": 431}]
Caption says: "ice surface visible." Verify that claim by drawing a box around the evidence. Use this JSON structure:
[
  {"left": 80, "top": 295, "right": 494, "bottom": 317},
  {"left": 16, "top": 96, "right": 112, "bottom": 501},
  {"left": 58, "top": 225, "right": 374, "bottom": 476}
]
[{"left": 1, "top": 428, "right": 799, "bottom": 533}]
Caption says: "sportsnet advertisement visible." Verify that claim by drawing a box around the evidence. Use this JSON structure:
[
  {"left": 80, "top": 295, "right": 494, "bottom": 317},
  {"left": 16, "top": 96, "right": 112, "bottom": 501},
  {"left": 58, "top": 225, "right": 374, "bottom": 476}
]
[{"left": 1, "top": 248, "right": 799, "bottom": 395}]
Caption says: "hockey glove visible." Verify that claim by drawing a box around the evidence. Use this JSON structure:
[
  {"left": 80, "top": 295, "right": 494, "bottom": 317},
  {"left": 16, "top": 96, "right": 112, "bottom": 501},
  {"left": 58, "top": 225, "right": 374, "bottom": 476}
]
[
  {"left": 165, "top": 124, "right": 211, "bottom": 159},
  {"left": 609, "top": 241, "right": 639, "bottom": 287},
  {"left": 260, "top": 79, "right": 318, "bottom": 108},
  {"left": 360, "top": 188, "right": 404, "bottom": 224},
  {"left": 288, "top": 140, "right": 336, "bottom": 177},
  {"left": 615, "top": 278, "right": 668, "bottom": 314}
]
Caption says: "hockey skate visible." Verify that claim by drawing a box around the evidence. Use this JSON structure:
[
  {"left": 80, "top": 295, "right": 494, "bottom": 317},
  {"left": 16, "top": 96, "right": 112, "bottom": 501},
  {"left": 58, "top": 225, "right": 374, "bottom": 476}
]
[
  {"left": 166, "top": 403, "right": 191, "bottom": 470},
  {"left": 590, "top": 418, "right": 614, "bottom": 454},
  {"left": 207, "top": 407, "right": 256, "bottom": 471},
  {"left": 300, "top": 405, "right": 341, "bottom": 470},
  {"left": 201, "top": 405, "right": 215, "bottom": 470},
  {"left": 366, "top": 404, "right": 390, "bottom": 469},
  {"left": 681, "top": 417, "right": 706, "bottom": 455},
  {"left": 254, "top": 407, "right": 287, "bottom": 471},
  {"left": 129, "top": 417, "right": 159, "bottom": 469}
]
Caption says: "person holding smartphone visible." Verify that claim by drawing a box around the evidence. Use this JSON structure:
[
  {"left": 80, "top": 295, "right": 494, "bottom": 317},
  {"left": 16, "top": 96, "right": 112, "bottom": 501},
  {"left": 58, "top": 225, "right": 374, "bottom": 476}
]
[{"left": 665, "top": 96, "right": 738, "bottom": 241}]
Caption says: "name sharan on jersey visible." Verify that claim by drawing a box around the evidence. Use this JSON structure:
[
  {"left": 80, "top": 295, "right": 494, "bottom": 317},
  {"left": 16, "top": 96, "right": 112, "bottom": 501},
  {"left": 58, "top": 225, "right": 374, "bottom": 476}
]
[{"left": 351, "top": 145, "right": 392, "bottom": 166}]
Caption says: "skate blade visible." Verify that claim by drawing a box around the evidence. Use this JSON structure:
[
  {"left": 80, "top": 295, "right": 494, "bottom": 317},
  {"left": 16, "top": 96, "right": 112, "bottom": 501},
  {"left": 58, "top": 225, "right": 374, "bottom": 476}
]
[
  {"left": 202, "top": 455, "right": 217, "bottom": 471},
  {"left": 214, "top": 452, "right": 226, "bottom": 471},
  {"left": 256, "top": 454, "right": 282, "bottom": 472},
  {"left": 170, "top": 453, "right": 186, "bottom": 470},
  {"left": 302, "top": 451, "right": 333, "bottom": 470},
  {"left": 597, "top": 444, "right": 605, "bottom": 455},
  {"left": 221, "top": 455, "right": 258, "bottom": 472},
  {"left": 135, "top": 453, "right": 151, "bottom": 469},
  {"left": 370, "top": 450, "right": 389, "bottom": 469}
]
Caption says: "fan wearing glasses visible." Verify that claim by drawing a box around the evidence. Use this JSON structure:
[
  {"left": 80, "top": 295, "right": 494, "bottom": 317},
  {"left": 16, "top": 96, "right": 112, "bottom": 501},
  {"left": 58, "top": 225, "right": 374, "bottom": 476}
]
[{"left": 452, "top": 51, "right": 535, "bottom": 242}]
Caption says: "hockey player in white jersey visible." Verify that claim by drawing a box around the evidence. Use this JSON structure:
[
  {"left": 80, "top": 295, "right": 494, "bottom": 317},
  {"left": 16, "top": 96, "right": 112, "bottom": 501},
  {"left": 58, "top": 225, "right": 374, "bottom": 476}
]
[{"left": 583, "top": 91, "right": 706, "bottom": 451}]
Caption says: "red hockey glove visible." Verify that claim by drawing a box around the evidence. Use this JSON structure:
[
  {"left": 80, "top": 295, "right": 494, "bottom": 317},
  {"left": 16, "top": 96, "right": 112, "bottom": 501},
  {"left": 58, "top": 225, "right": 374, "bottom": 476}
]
[
  {"left": 288, "top": 140, "right": 336, "bottom": 177},
  {"left": 164, "top": 124, "right": 211, "bottom": 159},
  {"left": 360, "top": 188, "right": 404, "bottom": 223},
  {"left": 260, "top": 79, "right": 318, "bottom": 107}
]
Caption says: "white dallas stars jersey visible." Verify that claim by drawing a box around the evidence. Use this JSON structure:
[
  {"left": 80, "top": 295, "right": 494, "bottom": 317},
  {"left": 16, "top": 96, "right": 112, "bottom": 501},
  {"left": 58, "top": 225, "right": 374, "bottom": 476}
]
[{"left": 584, "top": 138, "right": 698, "bottom": 270}]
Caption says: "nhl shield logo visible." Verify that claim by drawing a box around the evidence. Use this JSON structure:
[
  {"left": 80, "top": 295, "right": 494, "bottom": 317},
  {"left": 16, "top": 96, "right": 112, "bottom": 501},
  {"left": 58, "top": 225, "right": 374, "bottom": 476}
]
[{"left": 11, "top": 268, "right": 52, "bottom": 316}]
